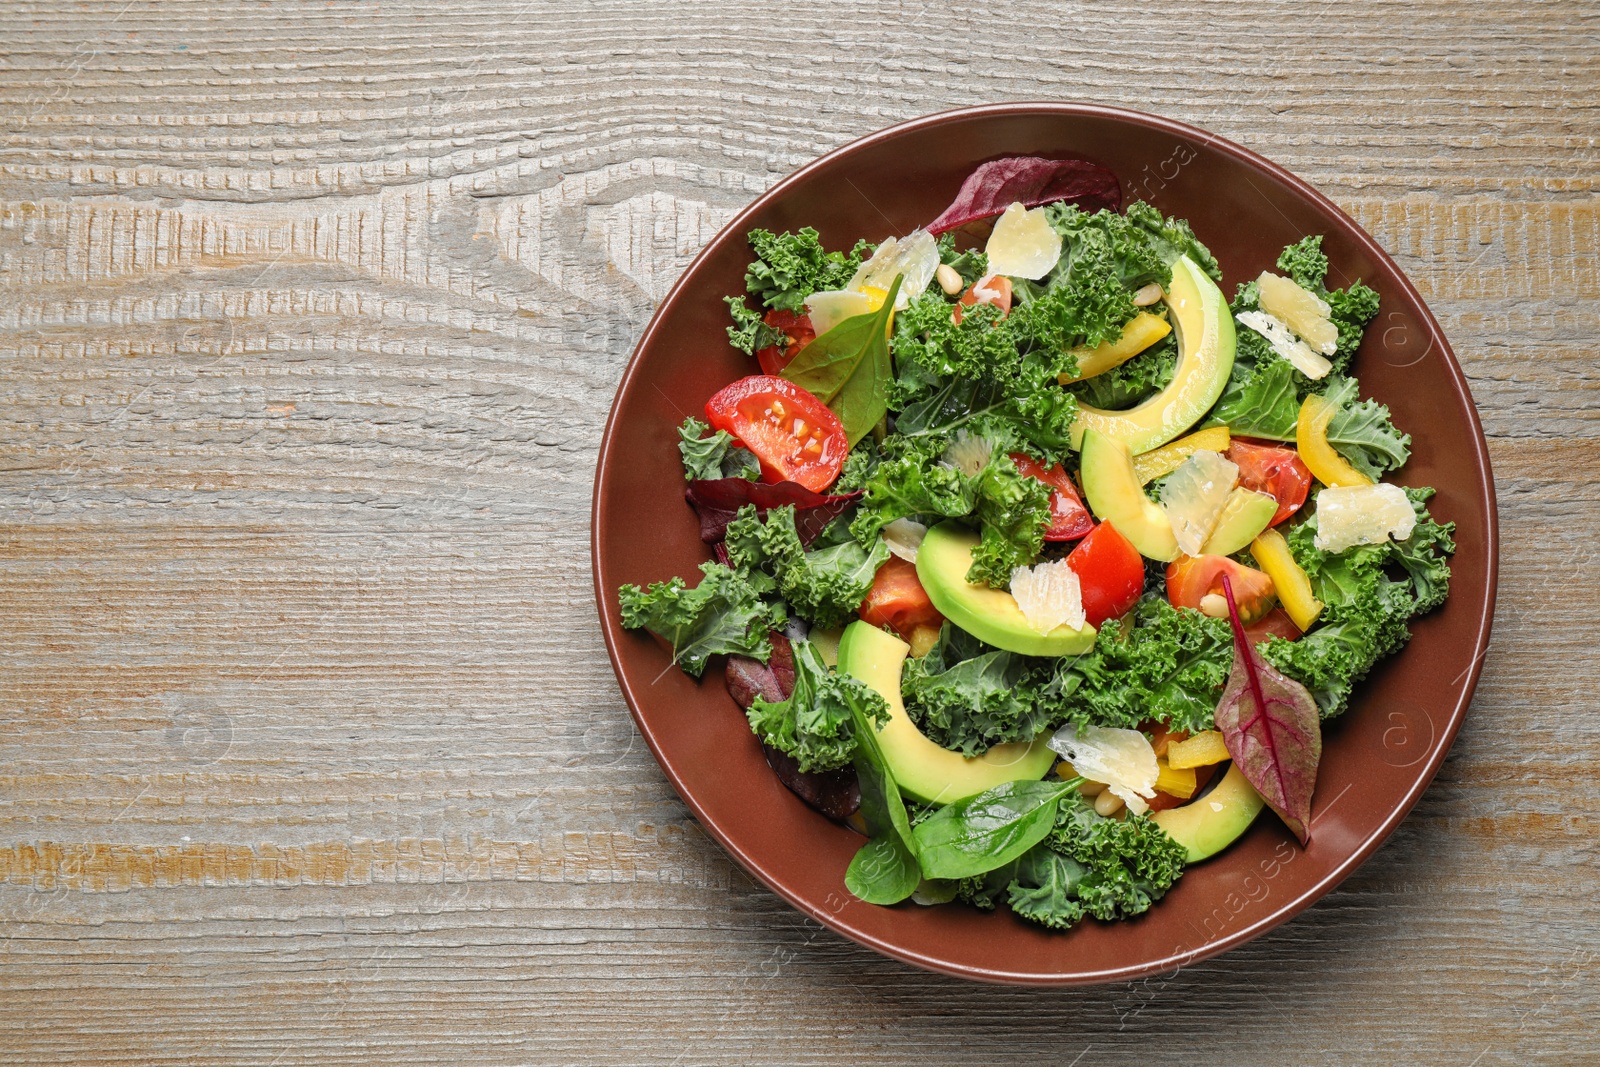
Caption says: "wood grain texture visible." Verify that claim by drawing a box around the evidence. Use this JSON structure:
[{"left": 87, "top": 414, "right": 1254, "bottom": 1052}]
[{"left": 1, "top": 0, "right": 1597, "bottom": 1062}]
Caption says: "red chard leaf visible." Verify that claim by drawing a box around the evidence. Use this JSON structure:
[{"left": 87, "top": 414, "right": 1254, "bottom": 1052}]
[
  {"left": 1214, "top": 574, "right": 1323, "bottom": 845},
  {"left": 725, "top": 630, "right": 796, "bottom": 708},
  {"left": 928, "top": 156, "right": 1122, "bottom": 235},
  {"left": 686, "top": 478, "right": 860, "bottom": 546}
]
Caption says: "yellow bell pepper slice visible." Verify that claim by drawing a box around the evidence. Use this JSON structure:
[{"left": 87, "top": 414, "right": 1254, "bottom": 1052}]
[
  {"left": 1250, "top": 527, "right": 1324, "bottom": 631},
  {"left": 1154, "top": 758, "right": 1198, "bottom": 799},
  {"left": 1296, "top": 393, "right": 1372, "bottom": 488},
  {"left": 1165, "top": 729, "right": 1231, "bottom": 771},
  {"left": 1059, "top": 311, "right": 1172, "bottom": 383},
  {"left": 859, "top": 285, "right": 894, "bottom": 336},
  {"left": 1131, "top": 425, "right": 1232, "bottom": 486}
]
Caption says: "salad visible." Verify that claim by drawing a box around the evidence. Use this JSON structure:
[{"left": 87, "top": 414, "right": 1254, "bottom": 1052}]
[{"left": 618, "top": 156, "right": 1455, "bottom": 931}]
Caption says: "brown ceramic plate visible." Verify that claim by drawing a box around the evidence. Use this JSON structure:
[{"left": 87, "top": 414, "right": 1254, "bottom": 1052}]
[{"left": 591, "top": 103, "right": 1497, "bottom": 985}]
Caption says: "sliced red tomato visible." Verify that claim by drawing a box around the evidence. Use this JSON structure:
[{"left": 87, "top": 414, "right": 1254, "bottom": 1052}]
[
  {"left": 952, "top": 274, "right": 1013, "bottom": 325},
  {"left": 1009, "top": 453, "right": 1094, "bottom": 541},
  {"left": 1165, "top": 555, "right": 1276, "bottom": 623},
  {"left": 1226, "top": 438, "right": 1313, "bottom": 527},
  {"left": 859, "top": 556, "right": 945, "bottom": 644},
  {"left": 754, "top": 309, "right": 816, "bottom": 376},
  {"left": 1244, "top": 606, "right": 1302, "bottom": 645},
  {"left": 1065, "top": 520, "right": 1145, "bottom": 628},
  {"left": 704, "top": 376, "right": 847, "bottom": 493}
]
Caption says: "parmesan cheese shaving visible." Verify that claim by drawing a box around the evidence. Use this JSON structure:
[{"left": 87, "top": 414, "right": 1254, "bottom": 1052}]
[
  {"left": 1009, "top": 558, "right": 1086, "bottom": 635},
  {"left": 1237, "top": 310, "right": 1334, "bottom": 380}
]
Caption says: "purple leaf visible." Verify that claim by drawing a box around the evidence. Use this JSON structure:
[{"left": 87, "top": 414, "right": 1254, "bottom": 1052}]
[
  {"left": 927, "top": 156, "right": 1121, "bottom": 235},
  {"left": 686, "top": 478, "right": 860, "bottom": 546},
  {"left": 725, "top": 630, "right": 796, "bottom": 707},
  {"left": 1213, "top": 575, "right": 1323, "bottom": 845},
  {"left": 725, "top": 632, "right": 860, "bottom": 820}
]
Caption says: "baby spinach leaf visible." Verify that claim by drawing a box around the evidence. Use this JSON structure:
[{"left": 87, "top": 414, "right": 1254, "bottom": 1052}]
[
  {"left": 911, "top": 778, "right": 1074, "bottom": 881},
  {"left": 845, "top": 693, "right": 920, "bottom": 904},
  {"left": 782, "top": 275, "right": 902, "bottom": 446}
]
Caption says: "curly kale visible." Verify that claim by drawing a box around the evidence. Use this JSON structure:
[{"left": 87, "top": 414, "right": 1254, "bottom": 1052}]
[
  {"left": 618, "top": 562, "right": 785, "bottom": 679},
  {"left": 1259, "top": 488, "right": 1455, "bottom": 717},
  {"left": 955, "top": 790, "right": 1188, "bottom": 929},
  {"left": 742, "top": 227, "right": 871, "bottom": 312},
  {"left": 1043, "top": 595, "right": 1235, "bottom": 734},
  {"left": 747, "top": 639, "right": 888, "bottom": 772},
  {"left": 724, "top": 296, "right": 787, "bottom": 357},
  {"left": 725, "top": 504, "right": 889, "bottom": 630},
  {"left": 676, "top": 416, "right": 759, "bottom": 481},
  {"left": 900, "top": 626, "right": 1063, "bottom": 756},
  {"left": 966, "top": 453, "right": 1052, "bottom": 588}
]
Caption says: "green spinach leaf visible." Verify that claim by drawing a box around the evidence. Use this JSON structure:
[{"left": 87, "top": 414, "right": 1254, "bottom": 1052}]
[
  {"left": 844, "top": 689, "right": 920, "bottom": 904},
  {"left": 782, "top": 275, "right": 902, "bottom": 446},
  {"left": 912, "top": 778, "right": 1074, "bottom": 881}
]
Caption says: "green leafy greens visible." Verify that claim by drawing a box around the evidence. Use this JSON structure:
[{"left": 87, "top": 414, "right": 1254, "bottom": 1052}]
[
  {"left": 618, "top": 562, "right": 784, "bottom": 679},
  {"left": 1259, "top": 489, "right": 1456, "bottom": 717},
  {"left": 725, "top": 504, "right": 889, "bottom": 629},
  {"left": 747, "top": 638, "right": 888, "bottom": 773},
  {"left": 955, "top": 789, "right": 1188, "bottom": 928},
  {"left": 781, "top": 275, "right": 901, "bottom": 445},
  {"left": 676, "top": 416, "right": 759, "bottom": 481}
]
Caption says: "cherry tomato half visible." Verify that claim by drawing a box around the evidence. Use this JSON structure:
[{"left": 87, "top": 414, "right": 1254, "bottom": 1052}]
[
  {"left": 704, "top": 376, "right": 847, "bottom": 493},
  {"left": 1065, "top": 520, "right": 1145, "bottom": 628},
  {"left": 1166, "top": 555, "right": 1276, "bottom": 623},
  {"left": 1010, "top": 453, "right": 1094, "bottom": 541},
  {"left": 1226, "top": 438, "right": 1313, "bottom": 527},
  {"left": 859, "top": 556, "right": 945, "bottom": 645},
  {"left": 754, "top": 309, "right": 816, "bottom": 376},
  {"left": 952, "top": 274, "right": 1013, "bottom": 325}
]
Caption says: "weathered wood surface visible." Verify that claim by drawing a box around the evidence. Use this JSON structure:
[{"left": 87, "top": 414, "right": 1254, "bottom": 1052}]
[{"left": 1, "top": 0, "right": 1595, "bottom": 1062}]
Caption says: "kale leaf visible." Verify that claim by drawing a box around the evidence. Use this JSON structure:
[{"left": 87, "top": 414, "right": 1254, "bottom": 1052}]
[
  {"left": 747, "top": 638, "right": 888, "bottom": 772},
  {"left": 618, "top": 562, "right": 785, "bottom": 679},
  {"left": 1258, "top": 488, "right": 1455, "bottom": 717},
  {"left": 743, "top": 227, "right": 871, "bottom": 312},
  {"left": 966, "top": 453, "right": 1051, "bottom": 588},
  {"left": 725, "top": 504, "right": 889, "bottom": 629},
  {"left": 901, "top": 626, "right": 1062, "bottom": 756},
  {"left": 676, "top": 416, "right": 759, "bottom": 481},
  {"left": 955, "top": 790, "right": 1188, "bottom": 929},
  {"left": 1317, "top": 375, "right": 1412, "bottom": 480},
  {"left": 724, "top": 296, "right": 786, "bottom": 357},
  {"left": 1045, "top": 595, "right": 1235, "bottom": 734}
]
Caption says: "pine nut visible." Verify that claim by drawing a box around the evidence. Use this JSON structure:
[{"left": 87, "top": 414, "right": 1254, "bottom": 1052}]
[
  {"left": 1199, "top": 593, "right": 1229, "bottom": 618},
  {"left": 1093, "top": 790, "right": 1125, "bottom": 817},
  {"left": 1133, "top": 282, "right": 1164, "bottom": 306},
  {"left": 1077, "top": 778, "right": 1107, "bottom": 797},
  {"left": 935, "top": 263, "right": 963, "bottom": 295}
]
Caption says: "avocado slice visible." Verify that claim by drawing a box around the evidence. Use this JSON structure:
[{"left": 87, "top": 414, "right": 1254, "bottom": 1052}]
[
  {"left": 1079, "top": 428, "right": 1179, "bottom": 561},
  {"left": 1069, "top": 255, "right": 1237, "bottom": 454},
  {"left": 1151, "top": 764, "right": 1266, "bottom": 862},
  {"left": 835, "top": 621, "right": 1056, "bottom": 805},
  {"left": 1199, "top": 488, "right": 1278, "bottom": 557},
  {"left": 914, "top": 522, "right": 1098, "bottom": 657}
]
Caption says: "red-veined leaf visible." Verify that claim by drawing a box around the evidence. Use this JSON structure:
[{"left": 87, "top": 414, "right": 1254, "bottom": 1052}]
[
  {"left": 1213, "top": 574, "right": 1323, "bottom": 844},
  {"left": 928, "top": 156, "right": 1122, "bottom": 235}
]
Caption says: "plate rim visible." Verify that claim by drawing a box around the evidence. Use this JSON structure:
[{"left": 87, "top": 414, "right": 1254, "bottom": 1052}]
[{"left": 589, "top": 101, "right": 1500, "bottom": 985}]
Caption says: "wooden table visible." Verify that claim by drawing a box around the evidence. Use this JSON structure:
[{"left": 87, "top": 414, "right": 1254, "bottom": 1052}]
[{"left": 2, "top": 2, "right": 1595, "bottom": 1062}]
